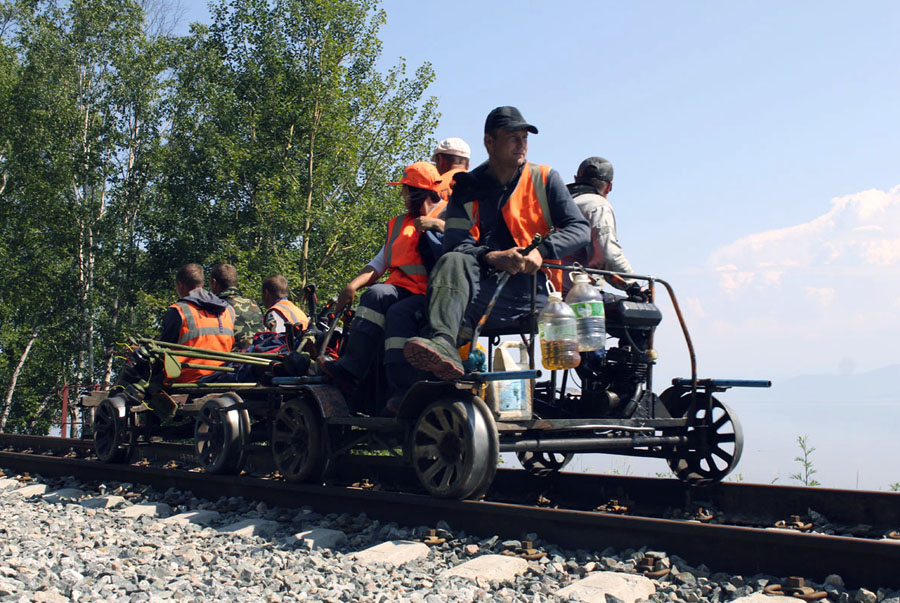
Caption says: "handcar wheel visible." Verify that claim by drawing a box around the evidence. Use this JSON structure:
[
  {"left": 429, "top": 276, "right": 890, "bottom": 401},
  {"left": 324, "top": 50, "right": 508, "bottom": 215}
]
[
  {"left": 466, "top": 397, "right": 500, "bottom": 499},
  {"left": 94, "top": 396, "right": 135, "bottom": 463},
  {"left": 271, "top": 397, "right": 329, "bottom": 483},
  {"left": 408, "top": 397, "right": 495, "bottom": 499},
  {"left": 664, "top": 390, "right": 743, "bottom": 485},
  {"left": 516, "top": 450, "right": 574, "bottom": 477},
  {"left": 194, "top": 393, "right": 249, "bottom": 475}
]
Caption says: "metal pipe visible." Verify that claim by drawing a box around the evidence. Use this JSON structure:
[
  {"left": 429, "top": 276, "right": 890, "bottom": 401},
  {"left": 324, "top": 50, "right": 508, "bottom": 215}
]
[
  {"left": 499, "top": 434, "right": 689, "bottom": 453},
  {"left": 136, "top": 338, "right": 277, "bottom": 361},
  {"left": 180, "top": 362, "right": 236, "bottom": 373}
]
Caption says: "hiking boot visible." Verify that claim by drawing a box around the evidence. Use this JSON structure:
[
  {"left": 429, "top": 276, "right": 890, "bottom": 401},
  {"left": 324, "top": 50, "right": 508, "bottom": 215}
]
[
  {"left": 403, "top": 337, "right": 465, "bottom": 381},
  {"left": 316, "top": 356, "right": 356, "bottom": 397}
]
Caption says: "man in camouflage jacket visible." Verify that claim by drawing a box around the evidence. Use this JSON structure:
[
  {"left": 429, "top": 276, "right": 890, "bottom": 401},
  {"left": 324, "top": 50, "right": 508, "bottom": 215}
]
[{"left": 210, "top": 263, "right": 264, "bottom": 350}]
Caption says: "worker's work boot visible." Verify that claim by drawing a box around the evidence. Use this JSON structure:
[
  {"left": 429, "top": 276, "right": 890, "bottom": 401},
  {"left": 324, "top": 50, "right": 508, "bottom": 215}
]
[{"left": 403, "top": 336, "right": 464, "bottom": 381}]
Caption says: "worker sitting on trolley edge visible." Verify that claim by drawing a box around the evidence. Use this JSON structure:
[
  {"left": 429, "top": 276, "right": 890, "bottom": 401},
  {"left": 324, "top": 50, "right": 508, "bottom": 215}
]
[
  {"left": 319, "top": 161, "right": 445, "bottom": 405},
  {"left": 404, "top": 106, "right": 590, "bottom": 380},
  {"left": 158, "top": 263, "right": 236, "bottom": 383},
  {"left": 432, "top": 137, "right": 471, "bottom": 208},
  {"left": 261, "top": 274, "right": 309, "bottom": 333},
  {"left": 561, "top": 157, "right": 636, "bottom": 294}
]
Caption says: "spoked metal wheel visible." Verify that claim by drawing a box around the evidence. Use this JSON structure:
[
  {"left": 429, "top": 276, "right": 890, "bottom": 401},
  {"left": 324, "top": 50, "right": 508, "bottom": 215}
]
[
  {"left": 663, "top": 390, "right": 743, "bottom": 485},
  {"left": 194, "top": 393, "right": 250, "bottom": 475},
  {"left": 408, "top": 397, "right": 497, "bottom": 499},
  {"left": 517, "top": 450, "right": 574, "bottom": 477},
  {"left": 271, "top": 397, "right": 329, "bottom": 483},
  {"left": 94, "top": 396, "right": 136, "bottom": 463}
]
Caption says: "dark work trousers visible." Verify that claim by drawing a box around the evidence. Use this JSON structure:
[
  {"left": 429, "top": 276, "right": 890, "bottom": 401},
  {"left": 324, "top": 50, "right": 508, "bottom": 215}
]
[
  {"left": 426, "top": 251, "right": 549, "bottom": 346},
  {"left": 336, "top": 283, "right": 412, "bottom": 379},
  {"left": 383, "top": 294, "right": 430, "bottom": 398}
]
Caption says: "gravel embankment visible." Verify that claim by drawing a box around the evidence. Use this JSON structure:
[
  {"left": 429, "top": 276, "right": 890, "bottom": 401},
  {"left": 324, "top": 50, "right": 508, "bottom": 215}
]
[{"left": 0, "top": 470, "right": 896, "bottom": 602}]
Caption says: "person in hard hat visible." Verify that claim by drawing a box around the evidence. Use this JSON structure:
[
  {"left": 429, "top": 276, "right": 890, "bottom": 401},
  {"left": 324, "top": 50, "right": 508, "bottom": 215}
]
[
  {"left": 403, "top": 106, "right": 590, "bottom": 381},
  {"left": 432, "top": 137, "right": 471, "bottom": 204},
  {"left": 319, "top": 162, "right": 445, "bottom": 412},
  {"left": 261, "top": 274, "right": 309, "bottom": 332},
  {"left": 561, "top": 157, "right": 635, "bottom": 292}
]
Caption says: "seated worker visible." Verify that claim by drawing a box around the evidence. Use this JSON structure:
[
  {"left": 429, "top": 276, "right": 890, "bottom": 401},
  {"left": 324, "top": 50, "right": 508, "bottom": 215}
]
[
  {"left": 319, "top": 161, "right": 445, "bottom": 407},
  {"left": 210, "top": 263, "right": 264, "bottom": 350},
  {"left": 261, "top": 274, "right": 309, "bottom": 333},
  {"left": 158, "top": 263, "right": 236, "bottom": 383},
  {"left": 432, "top": 137, "right": 471, "bottom": 206},
  {"left": 404, "top": 106, "right": 590, "bottom": 380},
  {"left": 562, "top": 157, "right": 635, "bottom": 293}
]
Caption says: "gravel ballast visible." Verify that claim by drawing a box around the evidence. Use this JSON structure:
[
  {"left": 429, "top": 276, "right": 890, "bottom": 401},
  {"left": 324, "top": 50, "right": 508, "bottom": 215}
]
[{"left": 0, "top": 469, "right": 897, "bottom": 602}]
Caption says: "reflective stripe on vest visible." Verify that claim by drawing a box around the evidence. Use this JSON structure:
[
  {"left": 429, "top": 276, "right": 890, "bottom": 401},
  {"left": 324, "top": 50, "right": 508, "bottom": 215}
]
[
  {"left": 271, "top": 299, "right": 309, "bottom": 330},
  {"left": 461, "top": 163, "right": 562, "bottom": 291},
  {"left": 170, "top": 301, "right": 235, "bottom": 383},
  {"left": 383, "top": 213, "right": 429, "bottom": 295}
]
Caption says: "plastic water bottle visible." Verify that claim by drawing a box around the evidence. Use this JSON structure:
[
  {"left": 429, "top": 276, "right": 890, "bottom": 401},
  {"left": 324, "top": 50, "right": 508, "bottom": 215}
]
[
  {"left": 565, "top": 272, "right": 606, "bottom": 352},
  {"left": 538, "top": 291, "right": 581, "bottom": 370}
]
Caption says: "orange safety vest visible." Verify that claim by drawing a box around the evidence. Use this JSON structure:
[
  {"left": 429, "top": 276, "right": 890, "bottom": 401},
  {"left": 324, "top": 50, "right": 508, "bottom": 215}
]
[
  {"left": 269, "top": 298, "right": 309, "bottom": 330},
  {"left": 436, "top": 167, "right": 467, "bottom": 203},
  {"left": 169, "top": 301, "right": 236, "bottom": 383},
  {"left": 463, "top": 163, "right": 562, "bottom": 291},
  {"left": 383, "top": 200, "right": 447, "bottom": 295}
]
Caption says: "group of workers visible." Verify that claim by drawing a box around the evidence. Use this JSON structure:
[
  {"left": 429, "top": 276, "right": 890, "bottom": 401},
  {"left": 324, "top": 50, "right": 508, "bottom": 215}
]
[{"left": 153, "top": 105, "right": 635, "bottom": 415}]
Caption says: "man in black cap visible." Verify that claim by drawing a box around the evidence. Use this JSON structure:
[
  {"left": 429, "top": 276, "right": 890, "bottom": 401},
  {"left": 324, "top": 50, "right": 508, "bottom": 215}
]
[
  {"left": 403, "top": 106, "right": 590, "bottom": 380},
  {"left": 562, "top": 157, "right": 635, "bottom": 291}
]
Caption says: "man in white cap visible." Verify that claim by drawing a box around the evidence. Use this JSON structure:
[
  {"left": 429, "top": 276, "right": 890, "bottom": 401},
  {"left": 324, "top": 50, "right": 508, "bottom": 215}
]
[{"left": 431, "top": 137, "right": 471, "bottom": 203}]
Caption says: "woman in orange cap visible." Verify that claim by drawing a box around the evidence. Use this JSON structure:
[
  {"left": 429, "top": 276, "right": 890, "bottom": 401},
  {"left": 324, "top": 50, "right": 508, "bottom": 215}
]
[{"left": 319, "top": 162, "right": 445, "bottom": 413}]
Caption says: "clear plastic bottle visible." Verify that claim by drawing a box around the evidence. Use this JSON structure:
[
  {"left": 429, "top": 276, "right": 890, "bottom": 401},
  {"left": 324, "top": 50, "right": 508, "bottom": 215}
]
[
  {"left": 565, "top": 272, "right": 606, "bottom": 352},
  {"left": 538, "top": 291, "right": 581, "bottom": 370}
]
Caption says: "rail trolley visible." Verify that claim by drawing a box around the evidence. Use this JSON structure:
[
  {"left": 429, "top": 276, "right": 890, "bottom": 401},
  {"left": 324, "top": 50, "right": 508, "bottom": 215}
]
[{"left": 80, "top": 264, "right": 770, "bottom": 499}]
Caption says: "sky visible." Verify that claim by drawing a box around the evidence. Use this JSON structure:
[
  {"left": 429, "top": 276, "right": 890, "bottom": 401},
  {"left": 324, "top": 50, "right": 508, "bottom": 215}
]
[{"left": 178, "top": 1, "right": 900, "bottom": 391}]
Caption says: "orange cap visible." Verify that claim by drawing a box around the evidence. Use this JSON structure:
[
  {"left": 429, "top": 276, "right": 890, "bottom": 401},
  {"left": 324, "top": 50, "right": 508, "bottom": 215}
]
[{"left": 387, "top": 161, "right": 442, "bottom": 192}]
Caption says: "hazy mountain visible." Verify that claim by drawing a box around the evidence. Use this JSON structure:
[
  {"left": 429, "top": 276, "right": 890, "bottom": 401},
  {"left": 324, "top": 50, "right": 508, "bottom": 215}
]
[{"left": 725, "top": 363, "right": 900, "bottom": 403}]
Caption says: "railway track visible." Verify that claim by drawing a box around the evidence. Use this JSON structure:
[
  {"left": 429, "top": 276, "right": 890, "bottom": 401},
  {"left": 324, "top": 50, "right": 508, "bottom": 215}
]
[{"left": 2, "top": 433, "right": 899, "bottom": 589}]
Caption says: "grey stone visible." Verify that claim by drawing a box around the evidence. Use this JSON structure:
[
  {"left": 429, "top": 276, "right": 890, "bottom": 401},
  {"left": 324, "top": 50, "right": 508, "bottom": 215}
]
[
  {"left": 557, "top": 571, "right": 656, "bottom": 603},
  {"left": 8, "top": 483, "right": 49, "bottom": 497},
  {"left": 290, "top": 528, "right": 347, "bottom": 550},
  {"left": 0, "top": 478, "right": 20, "bottom": 492},
  {"left": 352, "top": 540, "right": 430, "bottom": 567},
  {"left": 42, "top": 488, "right": 85, "bottom": 503},
  {"left": 218, "top": 518, "right": 280, "bottom": 538},
  {"left": 162, "top": 510, "right": 220, "bottom": 526},
  {"left": 120, "top": 502, "right": 172, "bottom": 518},
  {"left": 855, "top": 588, "right": 877, "bottom": 603},
  {"left": 440, "top": 554, "right": 528, "bottom": 583},
  {"left": 81, "top": 495, "right": 126, "bottom": 509}
]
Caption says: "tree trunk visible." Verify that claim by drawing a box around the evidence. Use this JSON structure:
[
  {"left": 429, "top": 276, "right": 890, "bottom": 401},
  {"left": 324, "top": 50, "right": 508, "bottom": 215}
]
[{"left": 0, "top": 327, "right": 40, "bottom": 432}]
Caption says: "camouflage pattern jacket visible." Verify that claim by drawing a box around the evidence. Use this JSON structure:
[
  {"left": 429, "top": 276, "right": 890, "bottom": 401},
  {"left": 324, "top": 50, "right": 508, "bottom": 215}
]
[{"left": 217, "top": 287, "right": 264, "bottom": 350}]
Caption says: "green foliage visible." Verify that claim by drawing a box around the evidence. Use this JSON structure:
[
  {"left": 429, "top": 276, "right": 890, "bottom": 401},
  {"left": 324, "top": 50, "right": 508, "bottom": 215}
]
[
  {"left": 790, "top": 434, "right": 821, "bottom": 487},
  {"left": 0, "top": 0, "right": 437, "bottom": 433},
  {"left": 889, "top": 482, "right": 900, "bottom": 492}
]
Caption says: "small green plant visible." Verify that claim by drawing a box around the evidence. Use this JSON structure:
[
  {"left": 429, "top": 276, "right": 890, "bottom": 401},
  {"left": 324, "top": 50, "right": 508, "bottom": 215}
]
[
  {"left": 889, "top": 482, "right": 900, "bottom": 492},
  {"left": 725, "top": 472, "right": 745, "bottom": 483},
  {"left": 790, "top": 435, "right": 821, "bottom": 487}
]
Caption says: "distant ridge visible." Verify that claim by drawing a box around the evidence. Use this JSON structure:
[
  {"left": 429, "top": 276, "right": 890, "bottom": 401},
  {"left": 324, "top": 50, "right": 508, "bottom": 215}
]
[{"left": 726, "top": 364, "right": 900, "bottom": 403}]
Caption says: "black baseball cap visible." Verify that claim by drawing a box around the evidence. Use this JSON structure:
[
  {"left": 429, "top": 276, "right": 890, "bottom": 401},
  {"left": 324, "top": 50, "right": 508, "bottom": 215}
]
[
  {"left": 576, "top": 157, "right": 614, "bottom": 182},
  {"left": 484, "top": 106, "right": 538, "bottom": 134}
]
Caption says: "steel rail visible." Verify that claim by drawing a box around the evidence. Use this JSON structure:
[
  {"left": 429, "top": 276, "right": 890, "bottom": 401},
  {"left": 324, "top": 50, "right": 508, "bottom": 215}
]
[{"left": 1, "top": 449, "right": 898, "bottom": 589}]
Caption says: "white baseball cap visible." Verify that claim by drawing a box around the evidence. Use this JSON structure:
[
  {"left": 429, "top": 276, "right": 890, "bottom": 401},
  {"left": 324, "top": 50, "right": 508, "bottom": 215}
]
[{"left": 432, "top": 137, "right": 471, "bottom": 161}]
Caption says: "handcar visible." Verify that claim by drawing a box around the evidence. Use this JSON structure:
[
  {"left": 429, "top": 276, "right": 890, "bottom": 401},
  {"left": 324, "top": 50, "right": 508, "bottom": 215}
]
[{"left": 80, "top": 265, "right": 769, "bottom": 499}]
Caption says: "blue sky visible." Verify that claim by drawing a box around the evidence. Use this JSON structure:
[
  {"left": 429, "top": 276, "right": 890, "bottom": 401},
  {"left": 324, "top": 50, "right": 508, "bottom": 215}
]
[{"left": 180, "top": 1, "right": 900, "bottom": 387}]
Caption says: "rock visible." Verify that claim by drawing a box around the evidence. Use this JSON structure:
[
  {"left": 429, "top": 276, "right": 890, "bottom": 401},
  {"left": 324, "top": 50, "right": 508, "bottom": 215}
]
[
  {"left": 81, "top": 495, "right": 126, "bottom": 509},
  {"left": 42, "top": 488, "right": 85, "bottom": 504},
  {"left": 290, "top": 528, "right": 347, "bottom": 551},
  {"left": 0, "top": 478, "right": 20, "bottom": 492},
  {"left": 732, "top": 595, "right": 796, "bottom": 602},
  {"left": 218, "top": 519, "right": 280, "bottom": 538},
  {"left": 440, "top": 554, "right": 528, "bottom": 583},
  {"left": 826, "top": 574, "right": 845, "bottom": 588},
  {"left": 556, "top": 571, "right": 656, "bottom": 603},
  {"left": 351, "top": 541, "right": 430, "bottom": 567},
  {"left": 162, "top": 510, "right": 220, "bottom": 526},
  {"left": 855, "top": 588, "right": 877, "bottom": 603},
  {"left": 120, "top": 502, "right": 172, "bottom": 518},
  {"left": 8, "top": 483, "right": 49, "bottom": 497}
]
